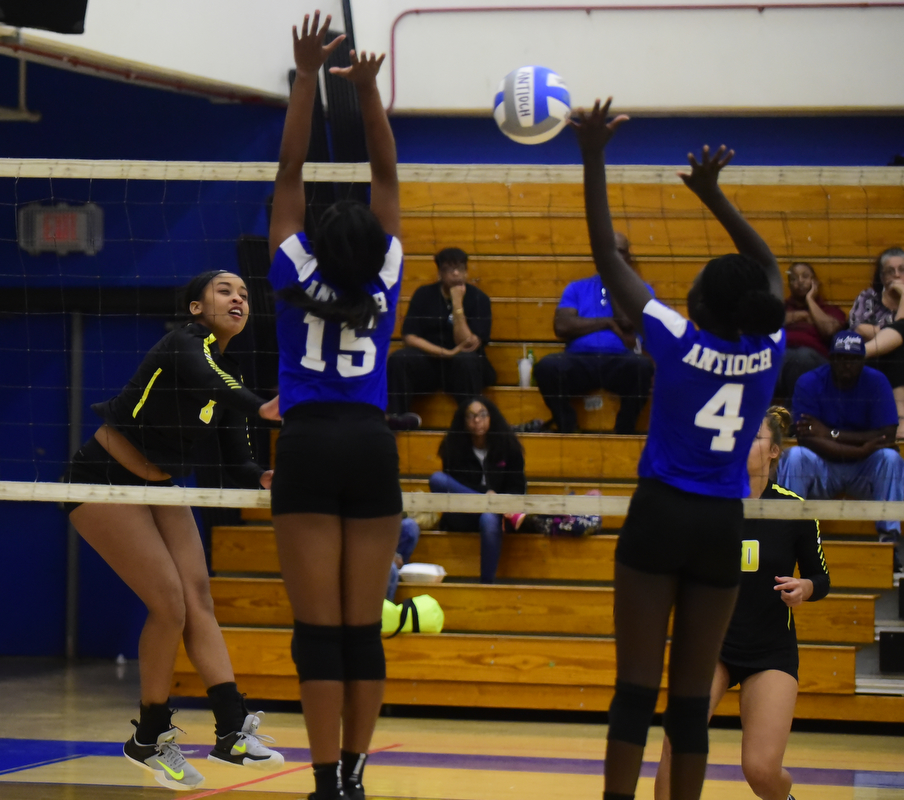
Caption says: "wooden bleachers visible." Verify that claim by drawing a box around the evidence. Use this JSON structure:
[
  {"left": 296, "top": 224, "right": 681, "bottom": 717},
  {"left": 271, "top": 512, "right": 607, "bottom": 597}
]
[{"left": 171, "top": 177, "right": 904, "bottom": 723}]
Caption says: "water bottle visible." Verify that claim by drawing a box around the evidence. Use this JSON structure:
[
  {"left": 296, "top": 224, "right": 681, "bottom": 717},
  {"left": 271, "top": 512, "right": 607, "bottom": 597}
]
[
  {"left": 527, "top": 348, "right": 535, "bottom": 386},
  {"left": 518, "top": 354, "right": 533, "bottom": 388}
]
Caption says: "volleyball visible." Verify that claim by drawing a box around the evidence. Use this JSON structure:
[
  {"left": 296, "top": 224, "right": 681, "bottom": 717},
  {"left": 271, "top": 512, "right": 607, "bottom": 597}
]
[{"left": 493, "top": 66, "right": 571, "bottom": 145}]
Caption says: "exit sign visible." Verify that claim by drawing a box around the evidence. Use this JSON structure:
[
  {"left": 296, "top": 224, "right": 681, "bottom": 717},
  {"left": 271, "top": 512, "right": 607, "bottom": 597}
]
[{"left": 18, "top": 203, "right": 104, "bottom": 255}]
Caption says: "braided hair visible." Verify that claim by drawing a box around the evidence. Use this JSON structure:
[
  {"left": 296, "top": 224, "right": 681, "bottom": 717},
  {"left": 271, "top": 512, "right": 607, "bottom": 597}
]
[
  {"left": 278, "top": 200, "right": 388, "bottom": 330},
  {"left": 763, "top": 405, "right": 792, "bottom": 475}
]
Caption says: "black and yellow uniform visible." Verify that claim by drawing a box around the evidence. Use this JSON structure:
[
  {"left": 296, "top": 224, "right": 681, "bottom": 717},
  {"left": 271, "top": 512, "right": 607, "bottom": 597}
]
[
  {"left": 70, "top": 323, "right": 265, "bottom": 489},
  {"left": 720, "top": 482, "right": 830, "bottom": 685}
]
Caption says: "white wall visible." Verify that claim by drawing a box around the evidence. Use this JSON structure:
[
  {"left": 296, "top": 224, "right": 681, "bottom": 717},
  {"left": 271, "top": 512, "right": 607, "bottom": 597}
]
[{"left": 34, "top": 0, "right": 904, "bottom": 112}]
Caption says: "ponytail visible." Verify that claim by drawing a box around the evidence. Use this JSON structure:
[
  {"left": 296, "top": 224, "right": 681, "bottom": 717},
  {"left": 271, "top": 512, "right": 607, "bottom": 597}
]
[{"left": 278, "top": 283, "right": 379, "bottom": 330}]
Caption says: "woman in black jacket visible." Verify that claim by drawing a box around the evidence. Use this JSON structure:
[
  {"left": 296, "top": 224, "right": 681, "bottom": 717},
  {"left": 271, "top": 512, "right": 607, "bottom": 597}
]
[{"left": 429, "top": 396, "right": 526, "bottom": 582}]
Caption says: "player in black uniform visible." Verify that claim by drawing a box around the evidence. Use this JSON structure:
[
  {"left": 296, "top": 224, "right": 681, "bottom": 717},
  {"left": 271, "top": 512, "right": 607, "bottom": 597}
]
[
  {"left": 654, "top": 406, "right": 830, "bottom": 800},
  {"left": 65, "top": 269, "right": 283, "bottom": 790}
]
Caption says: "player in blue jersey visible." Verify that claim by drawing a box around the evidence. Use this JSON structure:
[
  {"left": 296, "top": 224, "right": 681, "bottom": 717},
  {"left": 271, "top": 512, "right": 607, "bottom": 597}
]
[
  {"left": 266, "top": 13, "right": 402, "bottom": 800},
  {"left": 570, "top": 100, "right": 786, "bottom": 800}
]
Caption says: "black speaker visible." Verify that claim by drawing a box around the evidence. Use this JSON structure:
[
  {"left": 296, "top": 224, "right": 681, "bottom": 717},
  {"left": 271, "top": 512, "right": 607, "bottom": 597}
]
[
  {"left": 878, "top": 631, "right": 904, "bottom": 673},
  {"left": 0, "top": 1, "right": 89, "bottom": 34}
]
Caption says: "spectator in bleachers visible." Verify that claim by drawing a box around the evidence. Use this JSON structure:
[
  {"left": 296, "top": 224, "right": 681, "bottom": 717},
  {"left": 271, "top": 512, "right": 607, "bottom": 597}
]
[
  {"left": 385, "top": 517, "right": 421, "bottom": 601},
  {"left": 429, "top": 396, "right": 526, "bottom": 583},
  {"left": 386, "top": 247, "right": 495, "bottom": 429},
  {"left": 533, "top": 233, "right": 654, "bottom": 433},
  {"left": 774, "top": 262, "right": 845, "bottom": 403},
  {"left": 778, "top": 331, "right": 904, "bottom": 570},
  {"left": 849, "top": 247, "right": 904, "bottom": 435}
]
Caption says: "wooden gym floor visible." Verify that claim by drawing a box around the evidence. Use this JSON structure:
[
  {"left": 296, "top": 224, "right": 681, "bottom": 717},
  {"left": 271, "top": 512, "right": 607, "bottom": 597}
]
[{"left": 1, "top": 658, "right": 901, "bottom": 800}]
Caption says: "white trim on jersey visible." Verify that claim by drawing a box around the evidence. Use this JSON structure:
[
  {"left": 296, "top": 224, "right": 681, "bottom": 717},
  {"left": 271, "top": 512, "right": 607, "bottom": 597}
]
[
  {"left": 279, "top": 234, "right": 317, "bottom": 283},
  {"left": 770, "top": 329, "right": 785, "bottom": 344},
  {"left": 379, "top": 237, "right": 403, "bottom": 290},
  {"left": 644, "top": 299, "right": 688, "bottom": 338}
]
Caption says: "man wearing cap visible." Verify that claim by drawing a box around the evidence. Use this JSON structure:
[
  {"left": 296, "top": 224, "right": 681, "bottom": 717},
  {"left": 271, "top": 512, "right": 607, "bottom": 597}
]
[{"left": 778, "top": 330, "right": 904, "bottom": 570}]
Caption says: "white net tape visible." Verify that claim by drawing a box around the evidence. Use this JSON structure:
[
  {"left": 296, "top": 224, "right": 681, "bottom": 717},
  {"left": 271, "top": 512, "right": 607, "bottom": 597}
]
[{"left": 0, "top": 480, "right": 901, "bottom": 521}]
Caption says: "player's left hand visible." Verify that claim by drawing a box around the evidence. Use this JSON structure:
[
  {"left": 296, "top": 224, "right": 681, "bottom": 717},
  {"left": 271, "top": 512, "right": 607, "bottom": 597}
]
[
  {"left": 330, "top": 49, "right": 386, "bottom": 85},
  {"left": 774, "top": 575, "right": 810, "bottom": 607},
  {"left": 569, "top": 98, "right": 629, "bottom": 153},
  {"left": 678, "top": 145, "right": 734, "bottom": 199},
  {"left": 259, "top": 396, "right": 282, "bottom": 422},
  {"left": 260, "top": 470, "right": 274, "bottom": 490}
]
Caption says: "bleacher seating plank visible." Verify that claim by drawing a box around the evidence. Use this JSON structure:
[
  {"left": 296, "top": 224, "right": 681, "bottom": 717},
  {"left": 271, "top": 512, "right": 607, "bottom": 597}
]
[
  {"left": 401, "top": 215, "right": 902, "bottom": 260},
  {"left": 397, "top": 431, "right": 646, "bottom": 480},
  {"left": 173, "top": 628, "right": 855, "bottom": 695},
  {"left": 399, "top": 255, "right": 872, "bottom": 305},
  {"left": 400, "top": 182, "right": 904, "bottom": 216},
  {"left": 409, "top": 385, "right": 650, "bottom": 432},
  {"left": 209, "top": 577, "right": 874, "bottom": 645},
  {"left": 212, "top": 528, "right": 893, "bottom": 589}
]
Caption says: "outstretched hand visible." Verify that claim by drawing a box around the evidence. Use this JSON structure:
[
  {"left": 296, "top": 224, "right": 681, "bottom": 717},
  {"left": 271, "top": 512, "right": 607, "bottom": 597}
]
[
  {"left": 678, "top": 145, "right": 734, "bottom": 198},
  {"left": 329, "top": 49, "right": 385, "bottom": 85},
  {"left": 568, "top": 98, "right": 629, "bottom": 154},
  {"left": 293, "top": 11, "right": 345, "bottom": 77}
]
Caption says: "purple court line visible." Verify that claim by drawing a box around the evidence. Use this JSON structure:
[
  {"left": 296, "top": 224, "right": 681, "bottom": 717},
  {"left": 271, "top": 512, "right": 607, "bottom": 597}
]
[
  {"left": 1, "top": 739, "right": 902, "bottom": 789},
  {"left": 0, "top": 754, "right": 88, "bottom": 776}
]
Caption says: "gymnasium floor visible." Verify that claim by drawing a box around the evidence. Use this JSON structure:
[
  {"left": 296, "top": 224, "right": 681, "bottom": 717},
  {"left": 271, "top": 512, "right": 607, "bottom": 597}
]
[{"left": 1, "top": 659, "right": 901, "bottom": 800}]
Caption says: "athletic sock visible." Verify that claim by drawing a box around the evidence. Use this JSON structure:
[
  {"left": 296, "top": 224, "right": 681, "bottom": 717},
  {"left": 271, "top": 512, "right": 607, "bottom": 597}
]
[
  {"left": 312, "top": 761, "right": 342, "bottom": 799},
  {"left": 135, "top": 702, "right": 173, "bottom": 744},
  {"left": 206, "top": 681, "right": 247, "bottom": 738},
  {"left": 603, "top": 793, "right": 634, "bottom": 800},
  {"left": 341, "top": 749, "right": 368, "bottom": 787}
]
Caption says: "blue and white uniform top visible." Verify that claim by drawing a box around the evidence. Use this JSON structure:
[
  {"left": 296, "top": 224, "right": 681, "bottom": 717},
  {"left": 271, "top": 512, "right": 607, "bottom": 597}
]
[
  {"left": 639, "top": 299, "right": 785, "bottom": 498},
  {"left": 269, "top": 232, "right": 403, "bottom": 413}
]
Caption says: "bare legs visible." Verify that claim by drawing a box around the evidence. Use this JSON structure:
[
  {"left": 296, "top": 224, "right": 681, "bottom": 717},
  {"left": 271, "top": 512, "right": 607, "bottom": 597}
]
[
  {"left": 69, "top": 503, "right": 235, "bottom": 705},
  {"left": 655, "top": 665, "right": 798, "bottom": 800},
  {"left": 605, "top": 563, "right": 738, "bottom": 800},
  {"left": 273, "top": 512, "right": 400, "bottom": 762}
]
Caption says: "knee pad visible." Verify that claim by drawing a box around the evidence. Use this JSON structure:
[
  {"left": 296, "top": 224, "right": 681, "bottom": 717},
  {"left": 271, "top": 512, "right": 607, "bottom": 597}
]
[
  {"left": 291, "top": 621, "right": 344, "bottom": 682},
  {"left": 663, "top": 695, "right": 710, "bottom": 754},
  {"left": 606, "top": 680, "right": 659, "bottom": 747},
  {"left": 342, "top": 621, "right": 385, "bottom": 681}
]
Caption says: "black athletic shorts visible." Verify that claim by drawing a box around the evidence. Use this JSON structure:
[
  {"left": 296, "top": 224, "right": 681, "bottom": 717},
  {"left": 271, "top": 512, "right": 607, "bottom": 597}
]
[
  {"left": 722, "top": 649, "right": 799, "bottom": 687},
  {"left": 271, "top": 402, "right": 402, "bottom": 518},
  {"left": 63, "top": 436, "right": 174, "bottom": 514},
  {"left": 616, "top": 477, "right": 744, "bottom": 588}
]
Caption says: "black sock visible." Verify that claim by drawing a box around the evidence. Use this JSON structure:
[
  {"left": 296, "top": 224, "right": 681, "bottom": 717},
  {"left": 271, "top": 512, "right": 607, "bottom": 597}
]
[
  {"left": 603, "top": 794, "right": 634, "bottom": 800},
  {"left": 135, "top": 702, "right": 172, "bottom": 744},
  {"left": 341, "top": 750, "right": 368, "bottom": 788},
  {"left": 312, "top": 761, "right": 342, "bottom": 799},
  {"left": 206, "top": 681, "right": 247, "bottom": 738}
]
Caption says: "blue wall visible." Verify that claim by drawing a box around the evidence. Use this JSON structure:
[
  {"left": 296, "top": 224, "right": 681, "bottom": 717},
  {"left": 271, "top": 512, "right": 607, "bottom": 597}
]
[{"left": 1, "top": 50, "right": 901, "bottom": 658}]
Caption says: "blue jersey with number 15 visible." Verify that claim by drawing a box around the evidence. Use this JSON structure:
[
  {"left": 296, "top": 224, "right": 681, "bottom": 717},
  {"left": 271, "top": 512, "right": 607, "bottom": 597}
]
[
  {"left": 639, "top": 299, "right": 785, "bottom": 498},
  {"left": 269, "top": 232, "right": 403, "bottom": 414}
]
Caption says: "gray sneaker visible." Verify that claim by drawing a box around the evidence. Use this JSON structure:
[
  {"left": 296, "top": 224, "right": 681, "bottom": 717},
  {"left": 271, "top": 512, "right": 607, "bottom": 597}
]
[
  {"left": 208, "top": 712, "right": 285, "bottom": 768},
  {"left": 123, "top": 722, "right": 205, "bottom": 791}
]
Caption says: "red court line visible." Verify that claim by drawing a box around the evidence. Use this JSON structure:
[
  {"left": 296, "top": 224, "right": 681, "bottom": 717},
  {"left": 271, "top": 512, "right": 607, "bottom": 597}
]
[{"left": 182, "top": 744, "right": 403, "bottom": 800}]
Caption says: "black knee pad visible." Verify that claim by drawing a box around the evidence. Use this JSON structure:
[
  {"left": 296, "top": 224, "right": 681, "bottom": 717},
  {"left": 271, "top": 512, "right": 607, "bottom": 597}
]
[
  {"left": 663, "top": 695, "right": 710, "bottom": 754},
  {"left": 292, "top": 621, "right": 344, "bottom": 682},
  {"left": 606, "top": 680, "right": 659, "bottom": 747},
  {"left": 342, "top": 622, "right": 385, "bottom": 681}
]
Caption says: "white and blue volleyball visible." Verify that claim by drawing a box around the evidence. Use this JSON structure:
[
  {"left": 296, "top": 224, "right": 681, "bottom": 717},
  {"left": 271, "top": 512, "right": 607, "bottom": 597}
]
[{"left": 493, "top": 66, "right": 571, "bottom": 145}]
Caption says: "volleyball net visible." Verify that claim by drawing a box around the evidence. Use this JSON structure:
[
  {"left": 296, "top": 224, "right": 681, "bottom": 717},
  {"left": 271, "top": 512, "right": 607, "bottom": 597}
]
[{"left": 1, "top": 157, "right": 903, "bottom": 522}]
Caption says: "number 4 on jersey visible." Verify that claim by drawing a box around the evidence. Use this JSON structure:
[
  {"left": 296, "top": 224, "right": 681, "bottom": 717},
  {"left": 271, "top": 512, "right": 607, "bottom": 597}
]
[{"left": 694, "top": 383, "right": 745, "bottom": 452}]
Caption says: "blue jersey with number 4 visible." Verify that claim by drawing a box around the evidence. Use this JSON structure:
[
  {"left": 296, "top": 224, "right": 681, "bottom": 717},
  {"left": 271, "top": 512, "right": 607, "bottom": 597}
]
[
  {"left": 269, "top": 232, "right": 403, "bottom": 413},
  {"left": 639, "top": 299, "right": 785, "bottom": 498}
]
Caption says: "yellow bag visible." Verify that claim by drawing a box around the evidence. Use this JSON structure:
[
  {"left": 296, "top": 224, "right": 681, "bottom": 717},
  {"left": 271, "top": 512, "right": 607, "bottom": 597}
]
[{"left": 381, "top": 595, "right": 444, "bottom": 637}]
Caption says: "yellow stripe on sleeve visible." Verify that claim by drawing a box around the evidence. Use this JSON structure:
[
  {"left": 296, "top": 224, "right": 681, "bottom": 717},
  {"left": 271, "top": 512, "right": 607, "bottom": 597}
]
[{"left": 132, "top": 368, "right": 163, "bottom": 418}]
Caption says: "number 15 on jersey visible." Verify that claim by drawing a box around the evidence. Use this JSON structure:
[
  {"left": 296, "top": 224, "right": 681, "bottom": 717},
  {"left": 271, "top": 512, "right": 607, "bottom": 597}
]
[{"left": 301, "top": 313, "right": 376, "bottom": 378}]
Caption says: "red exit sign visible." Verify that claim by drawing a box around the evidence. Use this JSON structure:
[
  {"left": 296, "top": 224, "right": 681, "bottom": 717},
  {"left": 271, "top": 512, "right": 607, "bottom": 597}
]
[
  {"left": 41, "top": 212, "right": 80, "bottom": 245},
  {"left": 18, "top": 203, "right": 104, "bottom": 255}
]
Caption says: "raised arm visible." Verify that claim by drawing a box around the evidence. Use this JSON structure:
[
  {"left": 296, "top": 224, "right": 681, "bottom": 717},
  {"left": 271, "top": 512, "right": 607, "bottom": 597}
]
[
  {"left": 269, "top": 12, "right": 345, "bottom": 260},
  {"left": 679, "top": 145, "right": 783, "bottom": 302},
  {"left": 330, "top": 52, "right": 400, "bottom": 238},
  {"left": 571, "top": 99, "right": 652, "bottom": 333}
]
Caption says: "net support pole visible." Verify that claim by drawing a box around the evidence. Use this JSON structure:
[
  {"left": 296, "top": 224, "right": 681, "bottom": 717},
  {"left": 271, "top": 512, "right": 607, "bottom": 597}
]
[{"left": 65, "top": 311, "right": 83, "bottom": 661}]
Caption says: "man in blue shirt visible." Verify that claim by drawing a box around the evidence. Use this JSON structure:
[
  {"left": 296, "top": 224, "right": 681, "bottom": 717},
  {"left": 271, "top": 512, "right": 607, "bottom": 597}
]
[
  {"left": 533, "top": 234, "right": 654, "bottom": 433},
  {"left": 779, "top": 331, "right": 904, "bottom": 562}
]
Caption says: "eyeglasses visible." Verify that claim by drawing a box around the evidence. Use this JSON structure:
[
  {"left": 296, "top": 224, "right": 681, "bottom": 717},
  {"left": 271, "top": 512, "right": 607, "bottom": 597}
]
[
  {"left": 465, "top": 411, "right": 489, "bottom": 421},
  {"left": 881, "top": 266, "right": 904, "bottom": 278}
]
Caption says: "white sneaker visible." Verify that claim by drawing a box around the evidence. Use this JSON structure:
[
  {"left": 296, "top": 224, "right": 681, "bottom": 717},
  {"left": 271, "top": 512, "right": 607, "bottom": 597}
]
[
  {"left": 207, "top": 712, "right": 285, "bottom": 768},
  {"left": 123, "top": 723, "right": 205, "bottom": 791}
]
